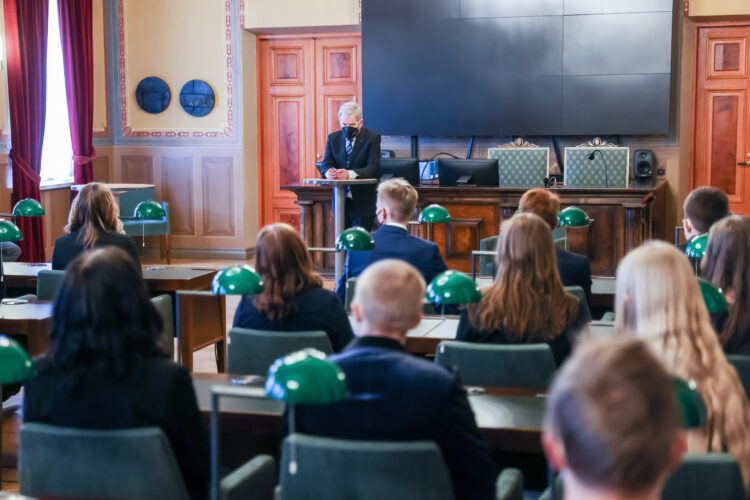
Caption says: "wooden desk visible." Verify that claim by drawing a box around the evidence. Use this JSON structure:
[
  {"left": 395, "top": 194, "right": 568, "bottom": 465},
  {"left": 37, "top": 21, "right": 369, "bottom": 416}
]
[{"left": 0, "top": 301, "right": 53, "bottom": 355}]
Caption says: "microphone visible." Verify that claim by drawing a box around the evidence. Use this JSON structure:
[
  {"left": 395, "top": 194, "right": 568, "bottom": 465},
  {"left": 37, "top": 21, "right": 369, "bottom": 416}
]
[{"left": 587, "top": 150, "right": 609, "bottom": 188}]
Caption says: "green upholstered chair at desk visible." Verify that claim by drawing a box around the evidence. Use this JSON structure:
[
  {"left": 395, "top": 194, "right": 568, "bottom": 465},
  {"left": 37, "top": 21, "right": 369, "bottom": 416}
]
[
  {"left": 275, "top": 433, "right": 524, "bottom": 500},
  {"left": 727, "top": 355, "right": 750, "bottom": 402},
  {"left": 19, "top": 423, "right": 276, "bottom": 500},
  {"left": 151, "top": 294, "right": 175, "bottom": 358},
  {"left": 36, "top": 270, "right": 65, "bottom": 301},
  {"left": 345, "top": 277, "right": 435, "bottom": 315},
  {"left": 564, "top": 285, "right": 591, "bottom": 323},
  {"left": 477, "top": 228, "right": 568, "bottom": 278},
  {"left": 435, "top": 341, "right": 556, "bottom": 389},
  {"left": 227, "top": 328, "right": 333, "bottom": 376},
  {"left": 117, "top": 186, "right": 171, "bottom": 264}
]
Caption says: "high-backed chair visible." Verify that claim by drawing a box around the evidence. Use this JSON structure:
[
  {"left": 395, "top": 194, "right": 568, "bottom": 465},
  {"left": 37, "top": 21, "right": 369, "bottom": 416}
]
[
  {"left": 36, "top": 270, "right": 65, "bottom": 301},
  {"left": 19, "top": 423, "right": 276, "bottom": 500},
  {"left": 276, "top": 434, "right": 523, "bottom": 500},
  {"left": 435, "top": 341, "right": 556, "bottom": 389},
  {"left": 117, "top": 186, "right": 171, "bottom": 264},
  {"left": 150, "top": 294, "right": 175, "bottom": 358},
  {"left": 478, "top": 233, "right": 568, "bottom": 278},
  {"left": 727, "top": 355, "right": 750, "bottom": 402},
  {"left": 227, "top": 328, "right": 333, "bottom": 376},
  {"left": 563, "top": 285, "right": 591, "bottom": 323}
]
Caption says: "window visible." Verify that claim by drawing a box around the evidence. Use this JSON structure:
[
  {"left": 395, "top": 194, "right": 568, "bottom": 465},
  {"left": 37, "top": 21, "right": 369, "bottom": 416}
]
[{"left": 40, "top": 0, "right": 73, "bottom": 185}]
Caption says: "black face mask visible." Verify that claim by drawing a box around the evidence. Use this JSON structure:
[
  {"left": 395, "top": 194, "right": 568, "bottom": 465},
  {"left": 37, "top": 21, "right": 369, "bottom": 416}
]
[{"left": 342, "top": 126, "right": 359, "bottom": 141}]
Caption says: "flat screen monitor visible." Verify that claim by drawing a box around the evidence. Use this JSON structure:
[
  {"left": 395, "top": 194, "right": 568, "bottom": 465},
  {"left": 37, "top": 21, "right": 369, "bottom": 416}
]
[
  {"left": 438, "top": 159, "right": 499, "bottom": 187},
  {"left": 379, "top": 158, "right": 420, "bottom": 186}
]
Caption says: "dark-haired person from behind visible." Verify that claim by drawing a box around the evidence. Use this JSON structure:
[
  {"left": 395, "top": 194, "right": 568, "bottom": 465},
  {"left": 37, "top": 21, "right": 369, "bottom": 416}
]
[
  {"left": 52, "top": 182, "right": 140, "bottom": 270},
  {"left": 233, "top": 223, "right": 353, "bottom": 352},
  {"left": 456, "top": 213, "right": 587, "bottom": 366},
  {"left": 680, "top": 186, "right": 730, "bottom": 252},
  {"left": 23, "top": 247, "right": 208, "bottom": 499}
]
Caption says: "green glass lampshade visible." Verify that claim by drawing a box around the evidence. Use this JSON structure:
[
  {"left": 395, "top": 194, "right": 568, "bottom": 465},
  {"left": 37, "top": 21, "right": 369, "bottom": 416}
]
[
  {"left": 426, "top": 270, "right": 481, "bottom": 305},
  {"left": 685, "top": 234, "right": 709, "bottom": 259},
  {"left": 211, "top": 264, "right": 264, "bottom": 295},
  {"left": 12, "top": 198, "right": 45, "bottom": 217},
  {"left": 697, "top": 278, "right": 729, "bottom": 314},
  {"left": 265, "top": 348, "right": 348, "bottom": 404},
  {"left": 673, "top": 377, "right": 707, "bottom": 429},
  {"left": 133, "top": 201, "right": 166, "bottom": 220},
  {"left": 418, "top": 204, "right": 451, "bottom": 223},
  {"left": 558, "top": 206, "right": 591, "bottom": 227},
  {"left": 335, "top": 227, "right": 375, "bottom": 251},
  {"left": 0, "top": 335, "right": 35, "bottom": 384},
  {"left": 0, "top": 219, "right": 23, "bottom": 242}
]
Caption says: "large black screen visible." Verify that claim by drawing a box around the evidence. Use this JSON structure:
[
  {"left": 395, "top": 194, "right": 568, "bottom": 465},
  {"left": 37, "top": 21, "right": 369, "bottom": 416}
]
[{"left": 362, "top": 0, "right": 673, "bottom": 136}]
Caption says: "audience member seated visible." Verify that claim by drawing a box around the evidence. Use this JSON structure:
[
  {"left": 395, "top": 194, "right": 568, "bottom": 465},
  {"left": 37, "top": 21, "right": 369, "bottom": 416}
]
[
  {"left": 334, "top": 178, "right": 447, "bottom": 302},
  {"left": 234, "top": 223, "right": 353, "bottom": 352},
  {"left": 702, "top": 216, "right": 750, "bottom": 354},
  {"left": 1, "top": 242, "right": 21, "bottom": 262},
  {"left": 615, "top": 241, "right": 750, "bottom": 491},
  {"left": 296, "top": 259, "right": 497, "bottom": 500},
  {"left": 543, "top": 337, "right": 685, "bottom": 500},
  {"left": 51, "top": 183, "right": 140, "bottom": 270},
  {"left": 23, "top": 247, "right": 208, "bottom": 499},
  {"left": 518, "top": 188, "right": 592, "bottom": 306},
  {"left": 456, "top": 214, "right": 586, "bottom": 366},
  {"left": 680, "top": 186, "right": 730, "bottom": 252}
]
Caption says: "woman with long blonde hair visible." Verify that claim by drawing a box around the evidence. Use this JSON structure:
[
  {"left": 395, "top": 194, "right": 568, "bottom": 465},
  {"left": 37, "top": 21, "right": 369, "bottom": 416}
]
[
  {"left": 456, "top": 213, "right": 585, "bottom": 366},
  {"left": 616, "top": 241, "right": 750, "bottom": 490}
]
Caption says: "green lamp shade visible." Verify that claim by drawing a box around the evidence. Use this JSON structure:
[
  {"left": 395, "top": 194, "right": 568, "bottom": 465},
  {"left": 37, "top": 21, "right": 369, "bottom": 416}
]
[
  {"left": 265, "top": 348, "right": 348, "bottom": 404},
  {"left": 426, "top": 270, "right": 481, "bottom": 305},
  {"left": 212, "top": 264, "right": 264, "bottom": 295},
  {"left": 673, "top": 377, "right": 707, "bottom": 429},
  {"left": 0, "top": 219, "right": 22, "bottom": 242},
  {"left": 0, "top": 335, "right": 35, "bottom": 384},
  {"left": 697, "top": 278, "right": 729, "bottom": 314},
  {"left": 335, "top": 227, "right": 375, "bottom": 251},
  {"left": 685, "top": 234, "right": 709, "bottom": 259},
  {"left": 12, "top": 198, "right": 45, "bottom": 217},
  {"left": 558, "top": 206, "right": 591, "bottom": 227},
  {"left": 133, "top": 201, "right": 166, "bottom": 220},
  {"left": 418, "top": 204, "right": 451, "bottom": 223}
]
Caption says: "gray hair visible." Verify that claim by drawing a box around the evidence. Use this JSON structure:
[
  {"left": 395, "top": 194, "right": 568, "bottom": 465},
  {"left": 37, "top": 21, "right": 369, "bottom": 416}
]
[{"left": 338, "top": 101, "right": 362, "bottom": 121}]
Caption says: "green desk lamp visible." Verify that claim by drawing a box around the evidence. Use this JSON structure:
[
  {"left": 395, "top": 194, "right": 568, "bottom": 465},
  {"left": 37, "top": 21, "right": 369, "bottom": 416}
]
[
  {"left": 211, "top": 264, "right": 265, "bottom": 295},
  {"left": 673, "top": 377, "right": 707, "bottom": 429},
  {"left": 685, "top": 234, "right": 708, "bottom": 259},
  {"left": 335, "top": 227, "right": 375, "bottom": 251},
  {"left": 133, "top": 201, "right": 166, "bottom": 248},
  {"left": 697, "top": 278, "right": 728, "bottom": 315},
  {"left": 426, "top": 270, "right": 482, "bottom": 315},
  {"left": 0, "top": 219, "right": 23, "bottom": 300},
  {"left": 558, "top": 206, "right": 591, "bottom": 227},
  {"left": 10, "top": 198, "right": 45, "bottom": 217},
  {"left": 418, "top": 204, "right": 451, "bottom": 241}
]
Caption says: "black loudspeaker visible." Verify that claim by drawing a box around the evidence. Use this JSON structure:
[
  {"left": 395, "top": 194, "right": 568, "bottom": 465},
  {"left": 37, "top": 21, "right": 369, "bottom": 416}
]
[{"left": 633, "top": 149, "right": 654, "bottom": 179}]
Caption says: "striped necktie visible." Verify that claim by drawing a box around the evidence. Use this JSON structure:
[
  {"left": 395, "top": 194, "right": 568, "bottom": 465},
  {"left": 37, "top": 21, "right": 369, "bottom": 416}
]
[{"left": 346, "top": 139, "right": 353, "bottom": 167}]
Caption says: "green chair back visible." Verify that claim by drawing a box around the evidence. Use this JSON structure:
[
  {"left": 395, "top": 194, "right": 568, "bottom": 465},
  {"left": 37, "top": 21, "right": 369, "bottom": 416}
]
[
  {"left": 478, "top": 235, "right": 497, "bottom": 277},
  {"left": 36, "top": 270, "right": 66, "bottom": 301},
  {"left": 662, "top": 453, "right": 745, "bottom": 500},
  {"left": 563, "top": 285, "right": 591, "bottom": 323},
  {"left": 227, "top": 328, "right": 333, "bottom": 376},
  {"left": 150, "top": 294, "right": 175, "bottom": 358},
  {"left": 435, "top": 341, "right": 556, "bottom": 389},
  {"left": 727, "top": 355, "right": 750, "bottom": 402},
  {"left": 552, "top": 226, "right": 568, "bottom": 251}
]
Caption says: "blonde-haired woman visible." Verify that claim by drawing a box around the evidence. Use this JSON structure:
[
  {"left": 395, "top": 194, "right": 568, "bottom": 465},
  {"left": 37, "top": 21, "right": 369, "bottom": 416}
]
[
  {"left": 456, "top": 213, "right": 586, "bottom": 366},
  {"left": 52, "top": 183, "right": 140, "bottom": 270},
  {"left": 616, "top": 241, "right": 750, "bottom": 491}
]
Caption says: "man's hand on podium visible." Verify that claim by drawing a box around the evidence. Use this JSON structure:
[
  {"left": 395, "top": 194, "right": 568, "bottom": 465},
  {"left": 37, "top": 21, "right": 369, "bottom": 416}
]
[{"left": 325, "top": 168, "right": 350, "bottom": 180}]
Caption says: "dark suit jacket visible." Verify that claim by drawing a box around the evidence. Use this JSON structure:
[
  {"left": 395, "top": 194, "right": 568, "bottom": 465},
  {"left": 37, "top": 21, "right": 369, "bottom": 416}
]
[
  {"left": 556, "top": 247, "right": 592, "bottom": 307},
  {"left": 23, "top": 356, "right": 209, "bottom": 500},
  {"left": 295, "top": 336, "right": 497, "bottom": 500},
  {"left": 52, "top": 229, "right": 141, "bottom": 271},
  {"left": 334, "top": 224, "right": 448, "bottom": 302},
  {"left": 318, "top": 127, "right": 381, "bottom": 219},
  {"left": 233, "top": 285, "right": 354, "bottom": 352}
]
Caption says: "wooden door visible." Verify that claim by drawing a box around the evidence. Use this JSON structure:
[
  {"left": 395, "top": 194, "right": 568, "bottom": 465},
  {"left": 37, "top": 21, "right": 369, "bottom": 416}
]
[{"left": 694, "top": 26, "right": 750, "bottom": 215}]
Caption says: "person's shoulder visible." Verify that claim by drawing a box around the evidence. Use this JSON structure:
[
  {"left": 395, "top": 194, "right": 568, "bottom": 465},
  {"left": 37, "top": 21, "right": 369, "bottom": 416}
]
[
  {"left": 361, "top": 127, "right": 380, "bottom": 141},
  {"left": 298, "top": 285, "right": 339, "bottom": 303},
  {"left": 336, "top": 346, "right": 456, "bottom": 386},
  {"left": 54, "top": 231, "right": 77, "bottom": 246},
  {"left": 327, "top": 129, "right": 343, "bottom": 141},
  {"left": 557, "top": 248, "right": 589, "bottom": 266},
  {"left": 141, "top": 356, "right": 190, "bottom": 384}
]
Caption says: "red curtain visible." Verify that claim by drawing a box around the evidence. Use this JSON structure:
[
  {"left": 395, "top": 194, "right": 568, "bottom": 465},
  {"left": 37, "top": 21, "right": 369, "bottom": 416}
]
[
  {"left": 3, "top": 0, "right": 47, "bottom": 262},
  {"left": 58, "top": 0, "right": 96, "bottom": 184}
]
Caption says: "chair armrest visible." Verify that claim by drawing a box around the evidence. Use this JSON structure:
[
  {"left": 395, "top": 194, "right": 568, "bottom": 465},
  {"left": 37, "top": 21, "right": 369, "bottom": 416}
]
[
  {"left": 15, "top": 294, "right": 37, "bottom": 301},
  {"left": 496, "top": 468, "right": 524, "bottom": 500},
  {"left": 220, "top": 454, "right": 277, "bottom": 500}
]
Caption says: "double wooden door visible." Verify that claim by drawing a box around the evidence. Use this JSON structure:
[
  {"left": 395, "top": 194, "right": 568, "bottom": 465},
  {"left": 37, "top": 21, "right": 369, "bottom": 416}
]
[
  {"left": 695, "top": 26, "right": 750, "bottom": 215},
  {"left": 258, "top": 35, "right": 362, "bottom": 228}
]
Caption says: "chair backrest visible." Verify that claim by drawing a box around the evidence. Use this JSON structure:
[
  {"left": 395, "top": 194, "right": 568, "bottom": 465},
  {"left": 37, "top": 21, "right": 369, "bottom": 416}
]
[
  {"left": 727, "top": 355, "right": 750, "bottom": 402},
  {"left": 36, "top": 270, "right": 66, "bottom": 301},
  {"left": 151, "top": 294, "right": 175, "bottom": 357},
  {"left": 344, "top": 276, "right": 357, "bottom": 312},
  {"left": 435, "top": 341, "right": 556, "bottom": 389},
  {"left": 19, "top": 423, "right": 189, "bottom": 500},
  {"left": 552, "top": 226, "right": 568, "bottom": 251},
  {"left": 116, "top": 186, "right": 157, "bottom": 218},
  {"left": 663, "top": 453, "right": 745, "bottom": 500},
  {"left": 478, "top": 236, "right": 497, "bottom": 277},
  {"left": 563, "top": 285, "right": 591, "bottom": 323},
  {"left": 278, "top": 434, "right": 454, "bottom": 500},
  {"left": 228, "top": 328, "right": 333, "bottom": 376}
]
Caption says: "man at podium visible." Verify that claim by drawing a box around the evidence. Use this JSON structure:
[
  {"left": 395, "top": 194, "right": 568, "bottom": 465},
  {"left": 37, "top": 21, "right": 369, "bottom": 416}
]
[{"left": 318, "top": 101, "right": 380, "bottom": 230}]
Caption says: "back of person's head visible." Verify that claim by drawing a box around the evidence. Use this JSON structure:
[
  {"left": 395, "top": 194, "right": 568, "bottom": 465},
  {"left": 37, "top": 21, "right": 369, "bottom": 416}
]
[
  {"left": 48, "top": 246, "right": 163, "bottom": 388},
  {"left": 253, "top": 223, "right": 322, "bottom": 320},
  {"left": 377, "top": 178, "right": 418, "bottom": 224},
  {"left": 351, "top": 259, "right": 425, "bottom": 337},
  {"left": 683, "top": 186, "right": 730, "bottom": 235},
  {"left": 702, "top": 215, "right": 750, "bottom": 350},
  {"left": 469, "top": 213, "right": 578, "bottom": 341},
  {"left": 543, "top": 337, "right": 684, "bottom": 498},
  {"left": 518, "top": 188, "right": 560, "bottom": 230},
  {"left": 66, "top": 182, "right": 124, "bottom": 249}
]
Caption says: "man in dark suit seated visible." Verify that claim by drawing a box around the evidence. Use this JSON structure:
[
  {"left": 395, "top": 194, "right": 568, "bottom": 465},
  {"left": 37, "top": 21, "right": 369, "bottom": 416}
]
[
  {"left": 317, "top": 101, "right": 380, "bottom": 230},
  {"left": 334, "top": 178, "right": 447, "bottom": 302},
  {"left": 518, "top": 188, "right": 592, "bottom": 306},
  {"left": 296, "top": 260, "right": 497, "bottom": 500}
]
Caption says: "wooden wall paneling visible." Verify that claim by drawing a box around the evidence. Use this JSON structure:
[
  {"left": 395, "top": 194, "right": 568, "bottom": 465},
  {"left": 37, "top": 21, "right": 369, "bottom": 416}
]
[
  {"left": 0, "top": 159, "right": 11, "bottom": 213},
  {"left": 201, "top": 157, "right": 236, "bottom": 237},
  {"left": 120, "top": 155, "right": 155, "bottom": 185},
  {"left": 161, "top": 156, "right": 196, "bottom": 236},
  {"left": 92, "top": 155, "right": 112, "bottom": 183},
  {"left": 426, "top": 202, "right": 498, "bottom": 271},
  {"left": 41, "top": 187, "right": 72, "bottom": 261}
]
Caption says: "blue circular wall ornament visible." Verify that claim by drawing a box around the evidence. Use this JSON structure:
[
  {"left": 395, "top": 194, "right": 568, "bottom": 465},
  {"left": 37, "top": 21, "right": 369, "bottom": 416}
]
[
  {"left": 179, "top": 79, "right": 215, "bottom": 117},
  {"left": 135, "top": 77, "right": 171, "bottom": 114}
]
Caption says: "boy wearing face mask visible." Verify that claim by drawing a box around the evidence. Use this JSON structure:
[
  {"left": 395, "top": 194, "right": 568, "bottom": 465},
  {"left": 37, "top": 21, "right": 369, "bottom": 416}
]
[{"left": 318, "top": 101, "right": 381, "bottom": 230}]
